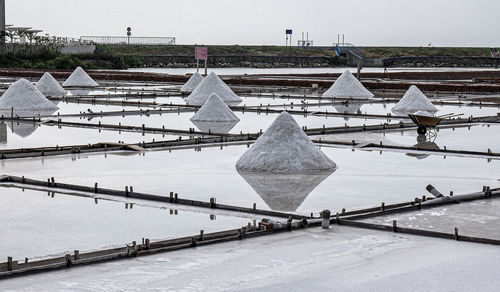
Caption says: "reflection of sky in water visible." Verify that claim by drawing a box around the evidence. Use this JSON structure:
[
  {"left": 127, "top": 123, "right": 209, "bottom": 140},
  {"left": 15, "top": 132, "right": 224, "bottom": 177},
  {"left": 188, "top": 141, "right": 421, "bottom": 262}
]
[
  {"left": 0, "top": 187, "right": 249, "bottom": 260},
  {"left": 0, "top": 122, "right": 181, "bottom": 149},
  {"left": 0, "top": 146, "right": 497, "bottom": 215},
  {"left": 362, "top": 199, "right": 500, "bottom": 240}
]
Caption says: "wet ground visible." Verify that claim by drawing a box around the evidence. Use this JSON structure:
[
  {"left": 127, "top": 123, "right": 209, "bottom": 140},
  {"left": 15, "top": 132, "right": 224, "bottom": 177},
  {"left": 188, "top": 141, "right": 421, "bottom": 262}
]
[{"left": 1, "top": 73, "right": 499, "bottom": 287}]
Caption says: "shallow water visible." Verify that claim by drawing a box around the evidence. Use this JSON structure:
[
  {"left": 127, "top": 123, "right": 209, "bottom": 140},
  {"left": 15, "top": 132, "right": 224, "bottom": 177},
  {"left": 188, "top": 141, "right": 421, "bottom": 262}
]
[
  {"left": 362, "top": 199, "right": 500, "bottom": 240},
  {"left": 0, "top": 145, "right": 497, "bottom": 215},
  {"left": 0, "top": 187, "right": 250, "bottom": 260}
]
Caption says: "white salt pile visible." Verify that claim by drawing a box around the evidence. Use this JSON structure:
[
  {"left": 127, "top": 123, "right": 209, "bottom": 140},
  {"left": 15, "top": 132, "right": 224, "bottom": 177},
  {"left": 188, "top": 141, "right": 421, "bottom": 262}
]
[
  {"left": 191, "top": 120, "right": 238, "bottom": 134},
  {"left": 413, "top": 110, "right": 433, "bottom": 117},
  {"left": 62, "top": 66, "right": 98, "bottom": 87},
  {"left": 0, "top": 78, "right": 58, "bottom": 110},
  {"left": 392, "top": 85, "right": 438, "bottom": 114},
  {"left": 185, "top": 72, "right": 242, "bottom": 105},
  {"left": 235, "top": 111, "right": 336, "bottom": 173},
  {"left": 190, "top": 93, "right": 240, "bottom": 122},
  {"left": 322, "top": 70, "right": 374, "bottom": 99},
  {"left": 180, "top": 72, "right": 204, "bottom": 94},
  {"left": 35, "top": 72, "right": 67, "bottom": 97}
]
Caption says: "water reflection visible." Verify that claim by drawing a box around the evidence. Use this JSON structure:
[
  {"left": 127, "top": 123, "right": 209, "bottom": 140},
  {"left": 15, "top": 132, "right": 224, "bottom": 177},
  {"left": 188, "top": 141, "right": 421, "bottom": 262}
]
[
  {"left": 68, "top": 89, "right": 92, "bottom": 96},
  {"left": 0, "top": 109, "right": 57, "bottom": 119},
  {"left": 238, "top": 169, "right": 335, "bottom": 211},
  {"left": 0, "top": 123, "right": 6, "bottom": 144},
  {"left": 333, "top": 102, "right": 364, "bottom": 121},
  {"left": 406, "top": 134, "right": 440, "bottom": 160},
  {"left": 333, "top": 102, "right": 363, "bottom": 114},
  {"left": 0, "top": 109, "right": 57, "bottom": 138},
  {"left": 6, "top": 121, "right": 39, "bottom": 138},
  {"left": 191, "top": 120, "right": 238, "bottom": 134}
]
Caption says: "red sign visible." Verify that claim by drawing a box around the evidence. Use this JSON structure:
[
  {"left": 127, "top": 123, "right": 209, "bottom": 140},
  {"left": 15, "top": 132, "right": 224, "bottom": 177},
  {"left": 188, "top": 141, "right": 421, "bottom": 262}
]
[{"left": 195, "top": 47, "right": 208, "bottom": 60}]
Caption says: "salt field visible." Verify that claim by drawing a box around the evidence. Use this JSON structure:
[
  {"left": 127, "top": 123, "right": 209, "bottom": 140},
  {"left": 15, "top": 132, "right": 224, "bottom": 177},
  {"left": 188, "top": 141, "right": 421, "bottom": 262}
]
[{"left": 1, "top": 67, "right": 500, "bottom": 290}]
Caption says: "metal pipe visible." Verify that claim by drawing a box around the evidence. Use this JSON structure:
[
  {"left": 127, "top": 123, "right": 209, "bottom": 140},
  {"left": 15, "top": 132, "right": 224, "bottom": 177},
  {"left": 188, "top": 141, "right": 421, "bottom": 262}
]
[
  {"left": 422, "top": 190, "right": 499, "bottom": 206},
  {"left": 426, "top": 184, "right": 444, "bottom": 198}
]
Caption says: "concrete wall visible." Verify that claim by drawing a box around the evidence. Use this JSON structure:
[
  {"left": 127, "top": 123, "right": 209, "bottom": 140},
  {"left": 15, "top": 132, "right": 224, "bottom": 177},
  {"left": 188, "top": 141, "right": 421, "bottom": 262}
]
[
  {"left": 384, "top": 56, "right": 500, "bottom": 68},
  {"left": 60, "top": 45, "right": 96, "bottom": 55},
  {"left": 141, "top": 54, "right": 344, "bottom": 68}
]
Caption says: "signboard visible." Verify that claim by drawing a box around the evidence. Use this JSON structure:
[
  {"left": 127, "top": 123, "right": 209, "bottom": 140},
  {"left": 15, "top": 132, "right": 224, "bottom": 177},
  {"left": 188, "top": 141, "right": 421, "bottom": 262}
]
[
  {"left": 195, "top": 47, "right": 208, "bottom": 60},
  {"left": 285, "top": 29, "right": 292, "bottom": 35}
]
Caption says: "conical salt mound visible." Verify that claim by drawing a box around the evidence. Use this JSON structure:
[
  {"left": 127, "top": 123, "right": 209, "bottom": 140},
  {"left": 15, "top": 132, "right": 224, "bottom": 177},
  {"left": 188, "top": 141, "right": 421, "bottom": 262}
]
[
  {"left": 62, "top": 66, "right": 98, "bottom": 87},
  {"left": 392, "top": 85, "right": 438, "bottom": 114},
  {"left": 185, "top": 72, "right": 242, "bottom": 105},
  {"left": 322, "top": 70, "right": 374, "bottom": 99},
  {"left": 190, "top": 93, "right": 240, "bottom": 122},
  {"left": 181, "top": 72, "right": 204, "bottom": 94},
  {"left": 35, "top": 72, "right": 67, "bottom": 97},
  {"left": 0, "top": 79, "right": 58, "bottom": 110},
  {"left": 191, "top": 120, "right": 238, "bottom": 134},
  {"left": 236, "top": 111, "right": 336, "bottom": 173}
]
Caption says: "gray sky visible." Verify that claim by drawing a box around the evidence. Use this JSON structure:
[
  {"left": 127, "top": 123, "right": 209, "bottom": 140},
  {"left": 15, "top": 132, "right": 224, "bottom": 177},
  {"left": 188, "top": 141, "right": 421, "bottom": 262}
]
[{"left": 6, "top": 0, "right": 500, "bottom": 46}]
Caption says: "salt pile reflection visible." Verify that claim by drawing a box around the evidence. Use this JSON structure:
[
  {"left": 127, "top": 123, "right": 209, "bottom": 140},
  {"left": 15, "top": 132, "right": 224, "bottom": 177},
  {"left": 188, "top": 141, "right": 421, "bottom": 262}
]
[{"left": 238, "top": 169, "right": 335, "bottom": 211}]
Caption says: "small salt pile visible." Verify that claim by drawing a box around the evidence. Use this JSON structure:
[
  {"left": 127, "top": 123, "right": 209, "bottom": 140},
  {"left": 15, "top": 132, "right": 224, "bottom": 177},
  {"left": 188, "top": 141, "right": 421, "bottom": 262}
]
[
  {"left": 322, "top": 70, "right": 374, "bottom": 99},
  {"left": 191, "top": 121, "right": 238, "bottom": 134},
  {"left": 190, "top": 93, "right": 240, "bottom": 122},
  {"left": 0, "top": 78, "right": 58, "bottom": 110},
  {"left": 62, "top": 66, "right": 98, "bottom": 87},
  {"left": 236, "top": 111, "right": 336, "bottom": 173},
  {"left": 185, "top": 72, "right": 242, "bottom": 105},
  {"left": 181, "top": 72, "right": 204, "bottom": 94},
  {"left": 35, "top": 72, "right": 67, "bottom": 97},
  {"left": 392, "top": 85, "right": 438, "bottom": 114},
  {"left": 413, "top": 110, "right": 433, "bottom": 117}
]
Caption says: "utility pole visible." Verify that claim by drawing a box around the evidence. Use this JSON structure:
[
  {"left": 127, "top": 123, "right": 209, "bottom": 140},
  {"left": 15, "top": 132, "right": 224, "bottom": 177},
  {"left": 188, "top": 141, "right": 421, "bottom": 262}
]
[{"left": 0, "top": 0, "right": 5, "bottom": 55}]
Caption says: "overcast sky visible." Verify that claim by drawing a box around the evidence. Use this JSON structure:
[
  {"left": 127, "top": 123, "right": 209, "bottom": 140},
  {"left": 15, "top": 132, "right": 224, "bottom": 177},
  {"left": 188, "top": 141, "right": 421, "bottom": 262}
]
[{"left": 6, "top": 0, "right": 500, "bottom": 47}]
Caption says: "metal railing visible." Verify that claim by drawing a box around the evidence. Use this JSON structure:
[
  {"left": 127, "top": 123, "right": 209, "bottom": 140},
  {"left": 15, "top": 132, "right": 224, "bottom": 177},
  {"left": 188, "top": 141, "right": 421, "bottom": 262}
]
[{"left": 80, "top": 36, "right": 176, "bottom": 45}]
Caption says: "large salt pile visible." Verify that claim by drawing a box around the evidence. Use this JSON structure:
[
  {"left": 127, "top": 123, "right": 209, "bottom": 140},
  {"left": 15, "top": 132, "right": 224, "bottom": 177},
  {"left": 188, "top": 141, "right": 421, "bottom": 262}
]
[
  {"left": 35, "top": 72, "right": 67, "bottom": 97},
  {"left": 185, "top": 72, "right": 242, "bottom": 105},
  {"left": 0, "top": 79, "right": 58, "bottom": 110},
  {"left": 190, "top": 93, "right": 240, "bottom": 122},
  {"left": 235, "top": 111, "right": 336, "bottom": 173},
  {"left": 62, "top": 66, "right": 98, "bottom": 87},
  {"left": 392, "top": 85, "right": 438, "bottom": 114},
  {"left": 322, "top": 70, "right": 374, "bottom": 99},
  {"left": 181, "top": 72, "right": 204, "bottom": 94}
]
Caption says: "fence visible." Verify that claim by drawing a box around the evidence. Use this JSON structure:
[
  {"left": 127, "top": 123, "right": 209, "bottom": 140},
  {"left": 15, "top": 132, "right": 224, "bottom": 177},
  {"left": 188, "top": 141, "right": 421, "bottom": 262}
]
[{"left": 79, "top": 36, "right": 175, "bottom": 46}]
